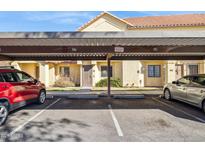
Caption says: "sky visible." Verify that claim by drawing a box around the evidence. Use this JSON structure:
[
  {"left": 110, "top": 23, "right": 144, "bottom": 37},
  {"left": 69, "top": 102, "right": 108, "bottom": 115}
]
[{"left": 0, "top": 11, "right": 205, "bottom": 31}]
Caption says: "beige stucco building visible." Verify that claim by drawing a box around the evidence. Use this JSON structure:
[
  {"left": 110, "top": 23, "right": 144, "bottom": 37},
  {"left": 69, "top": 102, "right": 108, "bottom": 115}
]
[{"left": 10, "top": 12, "right": 205, "bottom": 87}]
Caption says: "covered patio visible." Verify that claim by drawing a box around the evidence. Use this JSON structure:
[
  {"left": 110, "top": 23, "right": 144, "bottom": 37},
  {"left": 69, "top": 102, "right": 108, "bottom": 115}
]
[{"left": 0, "top": 31, "right": 205, "bottom": 97}]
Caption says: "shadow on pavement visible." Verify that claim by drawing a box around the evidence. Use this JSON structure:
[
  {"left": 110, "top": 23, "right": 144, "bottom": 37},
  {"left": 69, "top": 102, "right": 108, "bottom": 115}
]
[
  {"left": 2, "top": 96, "right": 205, "bottom": 138},
  {"left": 0, "top": 117, "right": 89, "bottom": 142}
]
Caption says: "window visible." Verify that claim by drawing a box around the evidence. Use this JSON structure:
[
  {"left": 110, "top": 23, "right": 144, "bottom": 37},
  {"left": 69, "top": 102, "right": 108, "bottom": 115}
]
[
  {"left": 190, "top": 76, "right": 205, "bottom": 86},
  {"left": 148, "top": 65, "right": 161, "bottom": 77},
  {"left": 101, "top": 66, "right": 113, "bottom": 77},
  {"left": 1, "top": 72, "right": 17, "bottom": 82},
  {"left": 15, "top": 72, "right": 33, "bottom": 82},
  {"left": 60, "top": 67, "right": 70, "bottom": 77},
  {"left": 188, "top": 64, "right": 198, "bottom": 75},
  {"left": 0, "top": 74, "right": 4, "bottom": 82},
  {"left": 178, "top": 77, "right": 190, "bottom": 85}
]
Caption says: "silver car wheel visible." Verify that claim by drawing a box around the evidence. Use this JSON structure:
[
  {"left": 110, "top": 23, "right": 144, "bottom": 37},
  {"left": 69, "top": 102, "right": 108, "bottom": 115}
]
[
  {"left": 202, "top": 102, "right": 205, "bottom": 113},
  {"left": 164, "top": 89, "right": 171, "bottom": 100},
  {"left": 0, "top": 105, "right": 8, "bottom": 125},
  {"left": 39, "top": 91, "right": 46, "bottom": 104}
]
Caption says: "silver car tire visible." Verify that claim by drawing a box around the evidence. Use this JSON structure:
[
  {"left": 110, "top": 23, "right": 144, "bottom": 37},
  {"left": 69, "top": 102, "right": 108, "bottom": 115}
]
[
  {"left": 164, "top": 89, "right": 171, "bottom": 100},
  {"left": 0, "top": 104, "right": 8, "bottom": 126}
]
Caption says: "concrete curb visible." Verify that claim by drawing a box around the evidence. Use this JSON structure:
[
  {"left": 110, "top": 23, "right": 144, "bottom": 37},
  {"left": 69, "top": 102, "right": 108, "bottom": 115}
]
[
  {"left": 46, "top": 95, "right": 54, "bottom": 99},
  {"left": 113, "top": 94, "right": 145, "bottom": 99},
  {"left": 67, "top": 94, "right": 99, "bottom": 99}
]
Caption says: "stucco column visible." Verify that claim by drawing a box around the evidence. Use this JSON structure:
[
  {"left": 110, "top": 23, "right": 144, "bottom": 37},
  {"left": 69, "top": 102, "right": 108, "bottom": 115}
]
[
  {"left": 163, "top": 64, "right": 167, "bottom": 85},
  {"left": 122, "top": 61, "right": 144, "bottom": 87},
  {"left": 11, "top": 61, "right": 21, "bottom": 70},
  {"left": 39, "top": 62, "right": 49, "bottom": 87},
  {"left": 138, "top": 61, "right": 144, "bottom": 87},
  {"left": 202, "top": 60, "right": 205, "bottom": 74},
  {"left": 80, "top": 64, "right": 83, "bottom": 87},
  {"left": 49, "top": 65, "right": 55, "bottom": 86},
  {"left": 107, "top": 58, "right": 111, "bottom": 97}
]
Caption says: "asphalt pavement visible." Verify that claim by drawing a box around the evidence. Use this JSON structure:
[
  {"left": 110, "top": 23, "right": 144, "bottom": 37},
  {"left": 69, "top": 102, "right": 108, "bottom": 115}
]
[{"left": 1, "top": 96, "right": 205, "bottom": 142}]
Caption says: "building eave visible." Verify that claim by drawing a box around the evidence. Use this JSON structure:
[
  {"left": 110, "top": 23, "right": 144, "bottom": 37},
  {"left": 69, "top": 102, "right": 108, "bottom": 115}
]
[{"left": 77, "top": 12, "right": 133, "bottom": 31}]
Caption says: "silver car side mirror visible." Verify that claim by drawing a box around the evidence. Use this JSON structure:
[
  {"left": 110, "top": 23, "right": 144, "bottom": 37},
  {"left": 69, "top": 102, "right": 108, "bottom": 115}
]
[{"left": 172, "top": 81, "right": 177, "bottom": 84}]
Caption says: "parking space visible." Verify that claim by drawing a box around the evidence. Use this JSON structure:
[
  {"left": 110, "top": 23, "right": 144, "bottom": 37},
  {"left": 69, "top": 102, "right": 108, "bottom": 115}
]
[
  {"left": 1, "top": 96, "right": 205, "bottom": 142},
  {"left": 0, "top": 99, "right": 61, "bottom": 141},
  {"left": 111, "top": 97, "right": 205, "bottom": 141}
]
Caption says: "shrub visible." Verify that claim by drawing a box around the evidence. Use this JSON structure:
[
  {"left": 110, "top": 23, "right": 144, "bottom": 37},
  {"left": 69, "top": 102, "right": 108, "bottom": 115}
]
[
  {"left": 95, "top": 78, "right": 122, "bottom": 87},
  {"left": 54, "top": 77, "right": 75, "bottom": 87}
]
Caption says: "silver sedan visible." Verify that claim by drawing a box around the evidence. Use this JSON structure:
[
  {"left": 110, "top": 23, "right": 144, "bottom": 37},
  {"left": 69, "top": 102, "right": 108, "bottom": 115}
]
[{"left": 163, "top": 74, "right": 205, "bottom": 112}]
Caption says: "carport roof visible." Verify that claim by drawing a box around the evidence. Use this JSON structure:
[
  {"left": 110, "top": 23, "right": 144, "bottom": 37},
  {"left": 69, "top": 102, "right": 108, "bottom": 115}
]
[
  {"left": 1, "top": 31, "right": 205, "bottom": 38},
  {"left": 0, "top": 31, "right": 205, "bottom": 46},
  {"left": 0, "top": 31, "right": 205, "bottom": 60},
  {"left": 3, "top": 52, "right": 205, "bottom": 61}
]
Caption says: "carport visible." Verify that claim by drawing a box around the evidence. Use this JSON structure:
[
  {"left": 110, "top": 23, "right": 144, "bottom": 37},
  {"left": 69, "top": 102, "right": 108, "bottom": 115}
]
[{"left": 0, "top": 31, "right": 205, "bottom": 97}]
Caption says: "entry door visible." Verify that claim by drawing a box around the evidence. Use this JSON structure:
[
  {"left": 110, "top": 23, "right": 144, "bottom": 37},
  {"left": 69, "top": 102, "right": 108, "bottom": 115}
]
[
  {"left": 175, "top": 64, "right": 183, "bottom": 80},
  {"left": 82, "top": 65, "right": 93, "bottom": 87}
]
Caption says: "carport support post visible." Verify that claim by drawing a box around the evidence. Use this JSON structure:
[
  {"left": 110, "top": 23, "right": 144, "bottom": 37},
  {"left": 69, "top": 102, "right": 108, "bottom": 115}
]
[{"left": 107, "top": 58, "right": 111, "bottom": 97}]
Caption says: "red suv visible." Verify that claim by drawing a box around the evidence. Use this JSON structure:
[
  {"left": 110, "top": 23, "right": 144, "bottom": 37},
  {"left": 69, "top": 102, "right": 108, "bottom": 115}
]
[{"left": 0, "top": 67, "right": 46, "bottom": 126}]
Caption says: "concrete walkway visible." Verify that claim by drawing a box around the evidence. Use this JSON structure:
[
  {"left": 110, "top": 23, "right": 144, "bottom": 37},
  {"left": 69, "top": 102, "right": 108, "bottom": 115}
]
[{"left": 47, "top": 89, "right": 163, "bottom": 97}]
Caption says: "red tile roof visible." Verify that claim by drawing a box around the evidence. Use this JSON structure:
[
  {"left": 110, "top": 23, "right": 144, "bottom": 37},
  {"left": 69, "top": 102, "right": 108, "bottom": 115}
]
[{"left": 124, "top": 14, "right": 205, "bottom": 28}]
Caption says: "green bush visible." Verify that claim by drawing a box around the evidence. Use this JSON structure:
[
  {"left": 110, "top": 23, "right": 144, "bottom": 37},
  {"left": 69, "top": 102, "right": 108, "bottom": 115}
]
[
  {"left": 54, "top": 77, "right": 76, "bottom": 87},
  {"left": 95, "top": 78, "right": 122, "bottom": 87}
]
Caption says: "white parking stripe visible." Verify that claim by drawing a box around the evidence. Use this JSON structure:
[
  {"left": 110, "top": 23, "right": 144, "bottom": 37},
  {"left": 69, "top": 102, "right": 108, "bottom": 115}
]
[
  {"left": 152, "top": 97, "right": 205, "bottom": 123},
  {"left": 108, "top": 104, "right": 123, "bottom": 137},
  {"left": 7, "top": 98, "right": 61, "bottom": 137}
]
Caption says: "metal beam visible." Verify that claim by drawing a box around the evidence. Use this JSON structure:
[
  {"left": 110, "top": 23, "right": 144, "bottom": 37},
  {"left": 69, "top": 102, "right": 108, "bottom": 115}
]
[
  {"left": 107, "top": 57, "right": 111, "bottom": 97},
  {"left": 111, "top": 56, "right": 205, "bottom": 60},
  {"left": 0, "top": 54, "right": 13, "bottom": 60}
]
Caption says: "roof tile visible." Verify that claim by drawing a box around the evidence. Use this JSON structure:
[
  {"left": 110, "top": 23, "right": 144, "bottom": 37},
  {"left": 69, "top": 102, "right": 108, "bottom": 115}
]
[{"left": 124, "top": 14, "right": 205, "bottom": 28}]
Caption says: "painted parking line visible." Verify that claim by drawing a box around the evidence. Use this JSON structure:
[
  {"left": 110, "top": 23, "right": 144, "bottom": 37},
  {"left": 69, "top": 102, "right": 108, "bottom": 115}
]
[
  {"left": 152, "top": 97, "right": 205, "bottom": 123},
  {"left": 7, "top": 98, "right": 61, "bottom": 137},
  {"left": 108, "top": 104, "right": 123, "bottom": 137}
]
